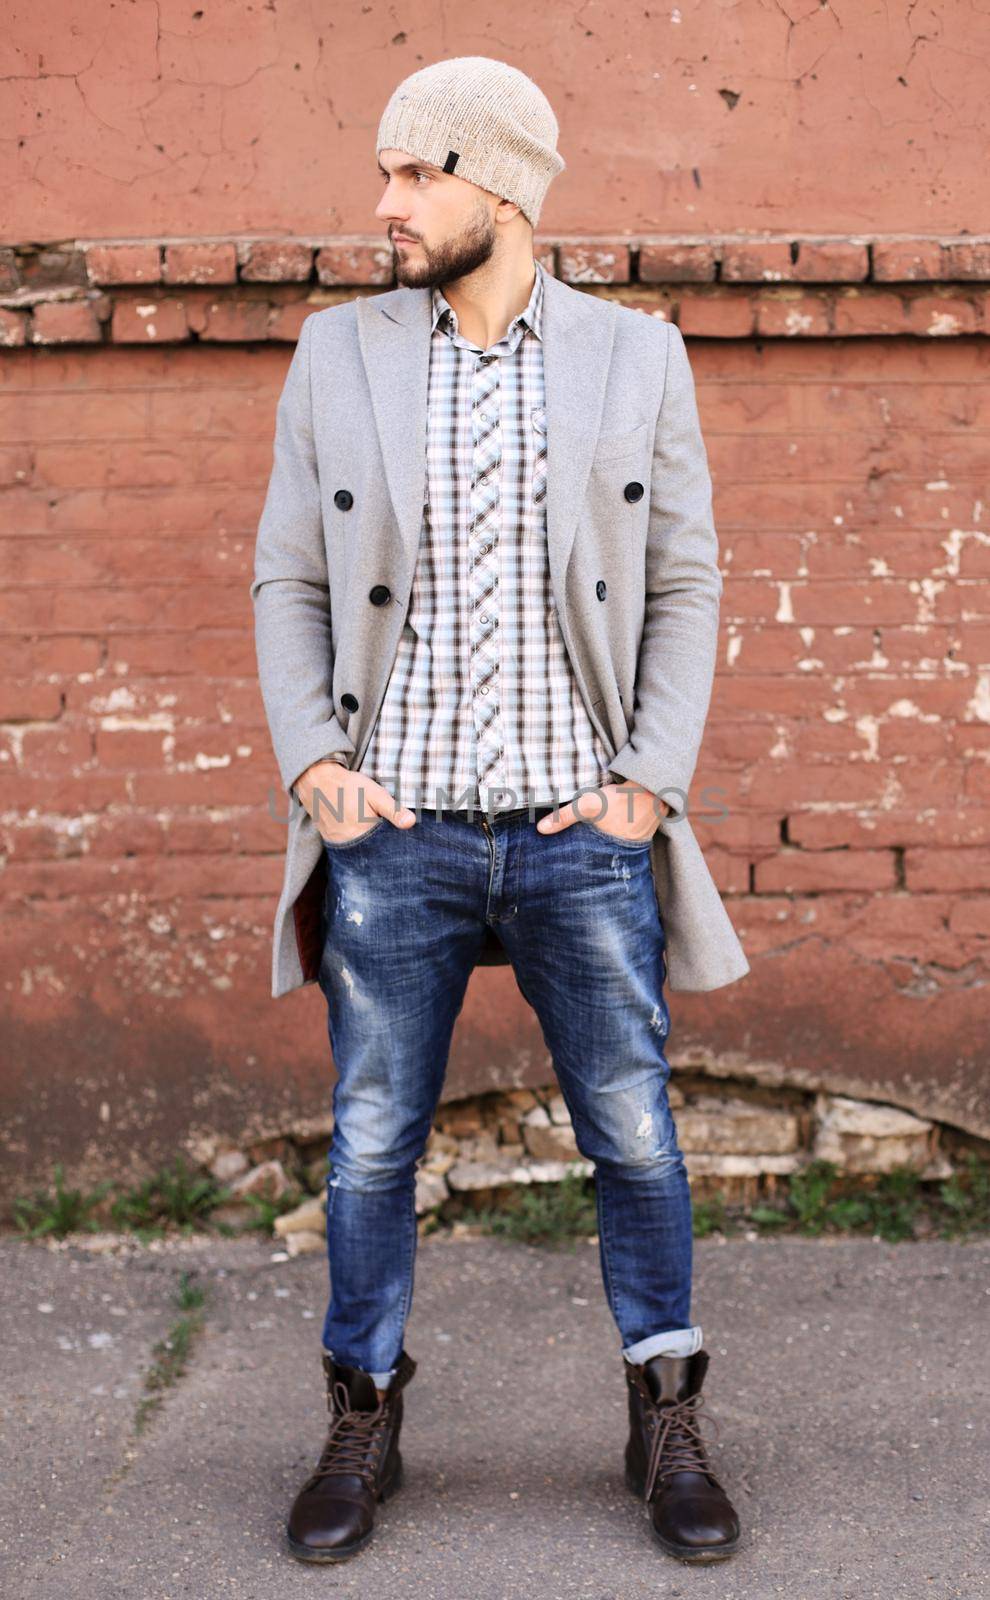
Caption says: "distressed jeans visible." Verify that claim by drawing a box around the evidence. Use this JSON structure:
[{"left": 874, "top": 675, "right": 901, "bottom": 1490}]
[{"left": 317, "top": 803, "right": 703, "bottom": 1389}]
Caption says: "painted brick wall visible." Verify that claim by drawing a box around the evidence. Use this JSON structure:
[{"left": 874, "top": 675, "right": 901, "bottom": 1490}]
[{"left": 2, "top": 237, "right": 988, "bottom": 1198}]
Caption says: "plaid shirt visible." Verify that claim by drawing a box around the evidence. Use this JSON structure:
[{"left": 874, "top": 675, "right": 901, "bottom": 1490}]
[{"left": 336, "top": 259, "right": 616, "bottom": 813}]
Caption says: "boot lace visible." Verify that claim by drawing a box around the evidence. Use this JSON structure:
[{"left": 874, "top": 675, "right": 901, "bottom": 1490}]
[
  {"left": 641, "top": 1389, "right": 724, "bottom": 1505},
  {"left": 308, "top": 1377, "right": 389, "bottom": 1489}
]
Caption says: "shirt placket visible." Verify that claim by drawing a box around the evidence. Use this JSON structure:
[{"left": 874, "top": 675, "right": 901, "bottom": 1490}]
[{"left": 467, "top": 347, "right": 508, "bottom": 802}]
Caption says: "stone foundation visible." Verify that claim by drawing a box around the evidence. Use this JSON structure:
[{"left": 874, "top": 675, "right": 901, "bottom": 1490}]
[{"left": 185, "top": 1073, "right": 987, "bottom": 1256}]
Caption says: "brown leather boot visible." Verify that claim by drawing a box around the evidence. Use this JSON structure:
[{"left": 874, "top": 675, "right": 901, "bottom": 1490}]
[
  {"left": 286, "top": 1348, "right": 417, "bottom": 1562},
  {"left": 624, "top": 1348, "right": 741, "bottom": 1561}
]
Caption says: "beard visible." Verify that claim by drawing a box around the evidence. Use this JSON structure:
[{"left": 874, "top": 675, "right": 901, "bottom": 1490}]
[{"left": 391, "top": 204, "right": 497, "bottom": 290}]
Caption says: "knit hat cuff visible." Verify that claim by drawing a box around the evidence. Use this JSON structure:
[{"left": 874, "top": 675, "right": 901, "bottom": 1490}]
[{"left": 377, "top": 107, "right": 565, "bottom": 227}]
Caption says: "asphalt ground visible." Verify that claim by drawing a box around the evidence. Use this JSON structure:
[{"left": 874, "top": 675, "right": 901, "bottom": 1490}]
[{"left": 3, "top": 1228, "right": 988, "bottom": 1599}]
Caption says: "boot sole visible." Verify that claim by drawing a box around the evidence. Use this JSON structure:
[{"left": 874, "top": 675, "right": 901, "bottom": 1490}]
[
  {"left": 286, "top": 1458, "right": 404, "bottom": 1563},
  {"left": 624, "top": 1464, "right": 740, "bottom": 1562}
]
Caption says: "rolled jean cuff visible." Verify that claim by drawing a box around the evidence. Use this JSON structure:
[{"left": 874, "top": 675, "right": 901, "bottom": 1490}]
[
  {"left": 621, "top": 1324, "right": 703, "bottom": 1364},
  {"left": 323, "top": 1347, "right": 396, "bottom": 1389}
]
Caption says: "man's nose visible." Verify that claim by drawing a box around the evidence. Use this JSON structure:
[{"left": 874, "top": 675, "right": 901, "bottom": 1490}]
[{"left": 375, "top": 189, "right": 401, "bottom": 220}]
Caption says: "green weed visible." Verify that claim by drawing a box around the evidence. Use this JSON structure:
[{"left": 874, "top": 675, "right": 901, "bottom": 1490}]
[{"left": 12, "top": 1162, "right": 112, "bottom": 1240}]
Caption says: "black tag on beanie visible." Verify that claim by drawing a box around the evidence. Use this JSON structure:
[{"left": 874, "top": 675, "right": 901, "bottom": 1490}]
[{"left": 443, "top": 149, "right": 460, "bottom": 173}]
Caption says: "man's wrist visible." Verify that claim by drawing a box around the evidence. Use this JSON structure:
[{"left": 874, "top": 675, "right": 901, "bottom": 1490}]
[
  {"left": 292, "top": 752, "right": 349, "bottom": 801},
  {"left": 306, "top": 753, "right": 350, "bottom": 772}
]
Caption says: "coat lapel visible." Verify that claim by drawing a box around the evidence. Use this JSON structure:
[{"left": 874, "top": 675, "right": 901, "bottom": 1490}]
[{"left": 355, "top": 263, "right": 619, "bottom": 607}]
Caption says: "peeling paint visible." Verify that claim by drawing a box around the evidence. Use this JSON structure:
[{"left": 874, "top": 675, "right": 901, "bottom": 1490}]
[
  {"left": 853, "top": 715, "right": 880, "bottom": 760},
  {"left": 100, "top": 713, "right": 174, "bottom": 732},
  {"left": 887, "top": 699, "right": 940, "bottom": 723},
  {"left": 908, "top": 578, "right": 946, "bottom": 624},
  {"left": 934, "top": 527, "right": 990, "bottom": 578},
  {"left": 964, "top": 673, "right": 990, "bottom": 725},
  {"left": 775, "top": 582, "right": 794, "bottom": 623}
]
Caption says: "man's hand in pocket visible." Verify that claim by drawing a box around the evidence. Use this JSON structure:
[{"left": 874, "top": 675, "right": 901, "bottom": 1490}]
[{"left": 293, "top": 760, "right": 417, "bottom": 846}]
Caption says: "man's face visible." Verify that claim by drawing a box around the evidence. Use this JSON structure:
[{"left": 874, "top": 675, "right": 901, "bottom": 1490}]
[{"left": 374, "top": 148, "right": 499, "bottom": 288}]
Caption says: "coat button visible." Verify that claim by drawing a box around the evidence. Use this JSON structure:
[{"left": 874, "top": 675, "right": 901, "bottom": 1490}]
[
  {"left": 334, "top": 489, "right": 354, "bottom": 510},
  {"left": 596, "top": 579, "right": 607, "bottom": 601},
  {"left": 341, "top": 692, "right": 359, "bottom": 711},
  {"left": 369, "top": 584, "right": 391, "bottom": 606},
  {"left": 623, "top": 481, "right": 644, "bottom": 503}
]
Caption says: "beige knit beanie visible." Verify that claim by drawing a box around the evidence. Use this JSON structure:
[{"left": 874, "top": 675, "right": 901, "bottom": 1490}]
[{"left": 377, "top": 56, "right": 565, "bottom": 229}]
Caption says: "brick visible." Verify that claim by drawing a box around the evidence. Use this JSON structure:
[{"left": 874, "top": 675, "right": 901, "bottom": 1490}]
[
  {"left": 266, "top": 300, "right": 325, "bottom": 341},
  {"left": 0, "top": 310, "right": 28, "bottom": 346},
  {"left": 111, "top": 297, "right": 190, "bottom": 342},
  {"left": 557, "top": 242, "right": 631, "bottom": 283},
  {"left": 0, "top": 680, "right": 64, "bottom": 720},
  {"left": 720, "top": 241, "right": 794, "bottom": 282},
  {"left": 789, "top": 809, "right": 990, "bottom": 850},
  {"left": 754, "top": 849, "right": 898, "bottom": 893},
  {"left": 31, "top": 299, "right": 104, "bottom": 344},
  {"left": 638, "top": 243, "right": 716, "bottom": 283},
  {"left": 105, "top": 632, "right": 253, "bottom": 678},
  {"left": 314, "top": 242, "right": 394, "bottom": 285},
  {"left": 723, "top": 578, "right": 957, "bottom": 627},
  {"left": 195, "top": 299, "right": 273, "bottom": 341},
  {"left": 0, "top": 724, "right": 92, "bottom": 773},
  {"left": 0, "top": 448, "right": 31, "bottom": 490},
  {"left": 941, "top": 241, "right": 990, "bottom": 279},
  {"left": 755, "top": 292, "right": 831, "bottom": 337},
  {"left": 832, "top": 290, "right": 909, "bottom": 335},
  {"left": 0, "top": 246, "right": 19, "bottom": 292},
  {"left": 163, "top": 243, "right": 238, "bottom": 285},
  {"left": 793, "top": 240, "right": 869, "bottom": 282},
  {"left": 239, "top": 241, "right": 314, "bottom": 282},
  {"left": 699, "top": 845, "right": 749, "bottom": 893},
  {"left": 615, "top": 290, "right": 676, "bottom": 321},
  {"left": 949, "top": 898, "right": 990, "bottom": 937},
  {"left": 678, "top": 294, "right": 754, "bottom": 336},
  {"left": 85, "top": 244, "right": 162, "bottom": 285},
  {"left": 905, "top": 294, "right": 981, "bottom": 337},
  {"left": 904, "top": 848, "right": 990, "bottom": 892},
  {"left": 872, "top": 239, "right": 945, "bottom": 281}
]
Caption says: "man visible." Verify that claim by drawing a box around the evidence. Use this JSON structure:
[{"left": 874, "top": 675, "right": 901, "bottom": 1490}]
[{"left": 251, "top": 55, "right": 749, "bottom": 1566}]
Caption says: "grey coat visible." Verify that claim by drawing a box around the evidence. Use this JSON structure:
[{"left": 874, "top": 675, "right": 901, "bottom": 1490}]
[{"left": 250, "top": 267, "right": 750, "bottom": 998}]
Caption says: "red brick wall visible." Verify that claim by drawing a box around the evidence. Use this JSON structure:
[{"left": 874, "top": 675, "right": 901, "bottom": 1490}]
[{"left": 2, "top": 239, "right": 988, "bottom": 1198}]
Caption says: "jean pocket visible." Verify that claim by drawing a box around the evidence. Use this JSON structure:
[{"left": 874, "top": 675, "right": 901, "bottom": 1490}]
[
  {"left": 578, "top": 817, "right": 654, "bottom": 849},
  {"left": 323, "top": 816, "right": 388, "bottom": 850}
]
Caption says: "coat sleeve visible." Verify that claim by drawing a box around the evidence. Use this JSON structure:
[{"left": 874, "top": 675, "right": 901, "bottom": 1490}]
[
  {"left": 250, "top": 312, "right": 357, "bottom": 795},
  {"left": 606, "top": 321, "right": 722, "bottom": 817}
]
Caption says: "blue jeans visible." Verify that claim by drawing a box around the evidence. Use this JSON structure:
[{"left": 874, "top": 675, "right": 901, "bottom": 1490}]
[{"left": 317, "top": 804, "right": 703, "bottom": 1389}]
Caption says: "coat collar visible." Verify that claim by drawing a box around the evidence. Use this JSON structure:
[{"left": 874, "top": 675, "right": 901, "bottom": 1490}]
[{"left": 355, "top": 259, "right": 618, "bottom": 607}]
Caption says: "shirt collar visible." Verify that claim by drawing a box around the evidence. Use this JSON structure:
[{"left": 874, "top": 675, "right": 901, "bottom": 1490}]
[{"left": 431, "top": 259, "right": 545, "bottom": 345}]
